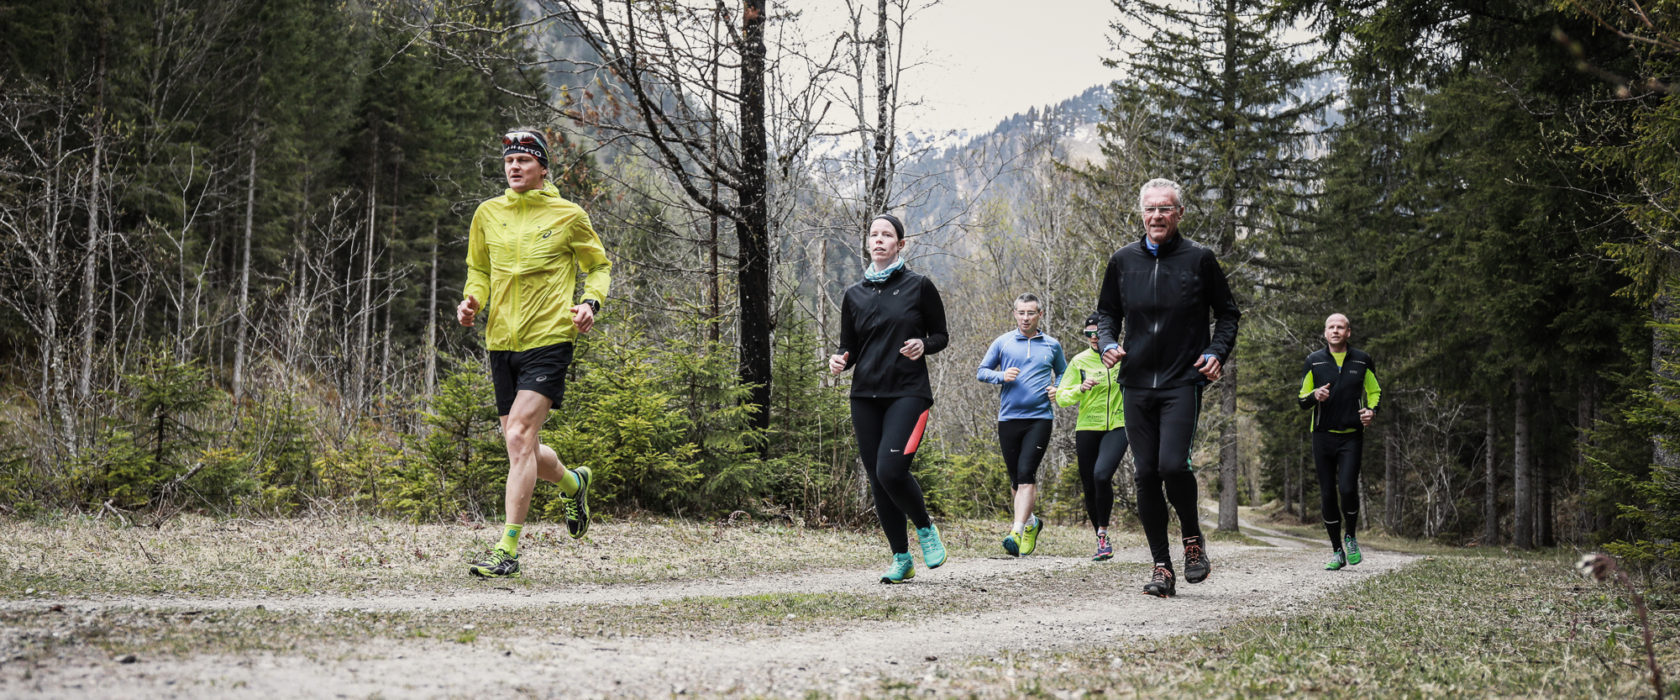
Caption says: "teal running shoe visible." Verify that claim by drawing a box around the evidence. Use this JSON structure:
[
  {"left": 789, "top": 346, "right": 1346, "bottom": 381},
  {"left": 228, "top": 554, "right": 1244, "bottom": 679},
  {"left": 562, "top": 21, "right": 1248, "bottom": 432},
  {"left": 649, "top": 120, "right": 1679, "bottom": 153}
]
[
  {"left": 1344, "top": 535, "right": 1362, "bottom": 565},
  {"left": 469, "top": 548, "right": 520, "bottom": 578},
  {"left": 564, "top": 466, "right": 592, "bottom": 539},
  {"left": 1002, "top": 531, "right": 1020, "bottom": 557},
  {"left": 1019, "top": 516, "right": 1045, "bottom": 556},
  {"left": 917, "top": 524, "right": 947, "bottom": 569},
  {"left": 1326, "top": 550, "right": 1347, "bottom": 571},
  {"left": 880, "top": 553, "right": 915, "bottom": 583}
]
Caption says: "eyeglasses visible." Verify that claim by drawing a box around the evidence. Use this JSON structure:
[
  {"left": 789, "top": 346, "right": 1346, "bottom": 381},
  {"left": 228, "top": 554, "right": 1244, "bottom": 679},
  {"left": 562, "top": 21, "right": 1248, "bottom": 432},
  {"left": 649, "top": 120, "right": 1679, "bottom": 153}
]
[
  {"left": 1141, "top": 206, "right": 1180, "bottom": 215},
  {"left": 503, "top": 131, "right": 541, "bottom": 147},
  {"left": 1083, "top": 330, "right": 1100, "bottom": 338}
]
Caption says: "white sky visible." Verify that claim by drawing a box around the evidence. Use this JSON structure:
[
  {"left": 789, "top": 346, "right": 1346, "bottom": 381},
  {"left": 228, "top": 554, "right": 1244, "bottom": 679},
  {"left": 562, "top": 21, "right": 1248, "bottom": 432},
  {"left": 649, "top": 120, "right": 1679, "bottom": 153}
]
[{"left": 792, "top": 0, "right": 1123, "bottom": 134}]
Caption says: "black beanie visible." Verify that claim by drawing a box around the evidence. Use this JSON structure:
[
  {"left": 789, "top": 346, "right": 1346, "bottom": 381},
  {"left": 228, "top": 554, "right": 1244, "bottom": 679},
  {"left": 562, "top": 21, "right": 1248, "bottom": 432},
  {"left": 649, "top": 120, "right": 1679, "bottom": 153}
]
[
  {"left": 503, "top": 130, "right": 550, "bottom": 170},
  {"left": 1084, "top": 313, "right": 1102, "bottom": 328},
  {"left": 872, "top": 213, "right": 905, "bottom": 239}
]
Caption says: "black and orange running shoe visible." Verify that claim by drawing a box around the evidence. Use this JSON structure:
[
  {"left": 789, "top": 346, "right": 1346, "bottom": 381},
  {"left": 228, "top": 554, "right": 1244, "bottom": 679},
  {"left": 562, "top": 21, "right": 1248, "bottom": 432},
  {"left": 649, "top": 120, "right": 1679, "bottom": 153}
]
[{"left": 1143, "top": 564, "right": 1176, "bottom": 598}]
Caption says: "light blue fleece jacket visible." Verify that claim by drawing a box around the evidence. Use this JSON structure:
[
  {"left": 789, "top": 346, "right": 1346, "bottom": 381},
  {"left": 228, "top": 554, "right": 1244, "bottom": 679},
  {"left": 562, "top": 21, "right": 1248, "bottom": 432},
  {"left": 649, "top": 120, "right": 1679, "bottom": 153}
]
[{"left": 976, "top": 330, "right": 1068, "bottom": 421}]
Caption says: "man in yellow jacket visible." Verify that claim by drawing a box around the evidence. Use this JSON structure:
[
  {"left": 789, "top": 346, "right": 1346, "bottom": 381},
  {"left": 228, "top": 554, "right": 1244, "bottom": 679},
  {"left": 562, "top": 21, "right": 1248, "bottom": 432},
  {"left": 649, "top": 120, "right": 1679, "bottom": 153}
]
[{"left": 456, "top": 129, "right": 611, "bottom": 578}]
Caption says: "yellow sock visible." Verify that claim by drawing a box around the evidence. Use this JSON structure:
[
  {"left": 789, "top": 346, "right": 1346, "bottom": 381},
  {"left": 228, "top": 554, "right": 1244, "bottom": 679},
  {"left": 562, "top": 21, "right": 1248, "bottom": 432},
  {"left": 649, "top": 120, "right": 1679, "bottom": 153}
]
[
  {"left": 559, "top": 467, "right": 580, "bottom": 496},
  {"left": 497, "top": 523, "right": 523, "bottom": 555}
]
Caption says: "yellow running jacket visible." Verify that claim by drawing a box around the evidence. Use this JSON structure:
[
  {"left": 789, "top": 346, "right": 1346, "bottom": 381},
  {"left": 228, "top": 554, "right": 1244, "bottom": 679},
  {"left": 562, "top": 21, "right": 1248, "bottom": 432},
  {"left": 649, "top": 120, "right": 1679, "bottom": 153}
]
[{"left": 464, "top": 183, "right": 611, "bottom": 351}]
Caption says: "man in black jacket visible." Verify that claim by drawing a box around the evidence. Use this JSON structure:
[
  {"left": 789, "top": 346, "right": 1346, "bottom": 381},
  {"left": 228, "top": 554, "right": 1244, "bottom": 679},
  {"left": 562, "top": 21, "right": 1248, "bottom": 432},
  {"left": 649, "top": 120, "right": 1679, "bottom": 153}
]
[
  {"left": 1297, "top": 313, "right": 1381, "bottom": 570},
  {"left": 1095, "top": 177, "right": 1241, "bottom": 598}
]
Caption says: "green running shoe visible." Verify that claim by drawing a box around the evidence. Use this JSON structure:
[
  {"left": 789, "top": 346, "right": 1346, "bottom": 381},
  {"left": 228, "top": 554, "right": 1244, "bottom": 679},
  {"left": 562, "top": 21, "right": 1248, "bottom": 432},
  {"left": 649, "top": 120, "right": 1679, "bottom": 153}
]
[
  {"left": 1344, "top": 535, "right": 1362, "bottom": 565},
  {"left": 469, "top": 548, "right": 520, "bottom": 578},
  {"left": 917, "top": 524, "right": 947, "bottom": 569},
  {"left": 880, "top": 553, "right": 915, "bottom": 583},
  {"left": 1326, "top": 550, "right": 1347, "bottom": 571},
  {"left": 1002, "top": 531, "right": 1021, "bottom": 557},
  {"left": 563, "top": 466, "right": 592, "bottom": 539},
  {"left": 1019, "top": 516, "right": 1045, "bottom": 556}
]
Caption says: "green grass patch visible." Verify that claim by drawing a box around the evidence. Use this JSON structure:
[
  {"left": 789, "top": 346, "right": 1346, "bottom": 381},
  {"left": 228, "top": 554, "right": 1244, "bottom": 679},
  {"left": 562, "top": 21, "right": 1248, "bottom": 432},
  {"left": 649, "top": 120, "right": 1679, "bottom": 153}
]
[{"left": 920, "top": 554, "right": 1678, "bottom": 697}]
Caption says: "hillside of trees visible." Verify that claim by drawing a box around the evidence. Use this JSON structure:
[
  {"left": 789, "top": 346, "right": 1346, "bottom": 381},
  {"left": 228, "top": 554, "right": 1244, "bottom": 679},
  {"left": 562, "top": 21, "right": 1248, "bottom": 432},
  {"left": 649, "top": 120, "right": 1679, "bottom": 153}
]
[{"left": 1, "top": 0, "right": 1676, "bottom": 574}]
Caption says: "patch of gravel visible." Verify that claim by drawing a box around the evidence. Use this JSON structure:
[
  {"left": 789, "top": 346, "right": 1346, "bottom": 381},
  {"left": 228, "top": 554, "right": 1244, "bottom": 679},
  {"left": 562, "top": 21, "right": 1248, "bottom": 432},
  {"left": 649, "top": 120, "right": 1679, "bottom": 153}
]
[{"left": 0, "top": 541, "right": 1416, "bottom": 699}]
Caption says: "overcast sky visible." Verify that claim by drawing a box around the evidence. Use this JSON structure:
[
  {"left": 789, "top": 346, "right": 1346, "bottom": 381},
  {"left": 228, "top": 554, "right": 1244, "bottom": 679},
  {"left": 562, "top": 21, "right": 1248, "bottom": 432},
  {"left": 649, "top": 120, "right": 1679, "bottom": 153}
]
[{"left": 794, "top": 0, "right": 1123, "bottom": 134}]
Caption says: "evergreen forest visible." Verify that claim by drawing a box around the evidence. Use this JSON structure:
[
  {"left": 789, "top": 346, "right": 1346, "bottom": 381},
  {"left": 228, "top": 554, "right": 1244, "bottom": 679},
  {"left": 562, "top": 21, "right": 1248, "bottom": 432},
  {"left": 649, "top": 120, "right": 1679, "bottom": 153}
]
[{"left": 2, "top": 0, "right": 1677, "bottom": 579}]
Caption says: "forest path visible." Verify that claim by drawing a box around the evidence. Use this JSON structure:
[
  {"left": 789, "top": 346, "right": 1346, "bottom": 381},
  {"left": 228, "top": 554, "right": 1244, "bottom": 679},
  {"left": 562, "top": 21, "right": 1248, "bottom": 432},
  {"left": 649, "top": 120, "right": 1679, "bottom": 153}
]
[{"left": 3, "top": 541, "right": 1414, "bottom": 698}]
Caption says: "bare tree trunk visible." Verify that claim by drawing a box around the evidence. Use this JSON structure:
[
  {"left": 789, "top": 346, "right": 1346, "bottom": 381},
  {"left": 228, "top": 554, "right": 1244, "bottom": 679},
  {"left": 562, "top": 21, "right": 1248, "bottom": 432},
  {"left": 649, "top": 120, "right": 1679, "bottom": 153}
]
[
  {"left": 355, "top": 141, "right": 377, "bottom": 413},
  {"left": 1299, "top": 450, "right": 1310, "bottom": 525},
  {"left": 1282, "top": 443, "right": 1294, "bottom": 516},
  {"left": 868, "top": 0, "right": 891, "bottom": 213},
  {"left": 1653, "top": 294, "right": 1678, "bottom": 477},
  {"left": 1484, "top": 403, "right": 1498, "bottom": 545},
  {"left": 233, "top": 140, "right": 256, "bottom": 401},
  {"left": 1538, "top": 455, "right": 1554, "bottom": 546},
  {"left": 425, "top": 227, "right": 438, "bottom": 397},
  {"left": 1384, "top": 428, "right": 1398, "bottom": 532},
  {"left": 1217, "top": 361, "right": 1239, "bottom": 531},
  {"left": 708, "top": 10, "right": 722, "bottom": 345},
  {"left": 737, "top": 0, "right": 773, "bottom": 436},
  {"left": 1513, "top": 373, "right": 1533, "bottom": 549}
]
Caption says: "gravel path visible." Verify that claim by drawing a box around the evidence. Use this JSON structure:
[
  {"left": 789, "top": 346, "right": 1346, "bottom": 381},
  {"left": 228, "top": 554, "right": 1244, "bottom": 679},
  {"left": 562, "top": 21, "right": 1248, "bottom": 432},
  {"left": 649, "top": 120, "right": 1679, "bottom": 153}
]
[{"left": 2, "top": 530, "right": 1415, "bottom": 699}]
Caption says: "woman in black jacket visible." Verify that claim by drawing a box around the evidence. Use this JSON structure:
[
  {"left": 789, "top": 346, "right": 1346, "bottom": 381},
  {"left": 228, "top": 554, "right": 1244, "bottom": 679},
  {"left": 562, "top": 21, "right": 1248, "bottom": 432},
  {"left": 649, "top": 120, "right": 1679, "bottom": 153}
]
[{"left": 828, "top": 213, "right": 950, "bottom": 583}]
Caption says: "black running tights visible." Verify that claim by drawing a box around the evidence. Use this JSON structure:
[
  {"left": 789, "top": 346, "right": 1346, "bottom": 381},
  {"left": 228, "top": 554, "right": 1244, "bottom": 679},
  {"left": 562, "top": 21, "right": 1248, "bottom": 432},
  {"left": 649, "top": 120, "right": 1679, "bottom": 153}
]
[
  {"left": 1076, "top": 428, "right": 1129, "bottom": 531},
  {"left": 1125, "top": 384, "right": 1204, "bottom": 567},
  {"left": 851, "top": 396, "right": 934, "bottom": 554},
  {"left": 1313, "top": 431, "right": 1362, "bottom": 548}
]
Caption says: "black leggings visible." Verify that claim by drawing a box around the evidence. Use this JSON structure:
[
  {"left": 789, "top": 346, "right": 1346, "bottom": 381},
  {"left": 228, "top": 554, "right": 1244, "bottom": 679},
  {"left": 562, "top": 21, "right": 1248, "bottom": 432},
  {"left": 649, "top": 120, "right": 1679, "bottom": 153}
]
[
  {"left": 1125, "top": 384, "right": 1204, "bottom": 567},
  {"left": 851, "top": 396, "right": 934, "bottom": 554},
  {"left": 1313, "top": 431, "right": 1363, "bottom": 547},
  {"left": 1076, "top": 428, "right": 1129, "bottom": 531},
  {"left": 997, "top": 418, "right": 1053, "bottom": 486}
]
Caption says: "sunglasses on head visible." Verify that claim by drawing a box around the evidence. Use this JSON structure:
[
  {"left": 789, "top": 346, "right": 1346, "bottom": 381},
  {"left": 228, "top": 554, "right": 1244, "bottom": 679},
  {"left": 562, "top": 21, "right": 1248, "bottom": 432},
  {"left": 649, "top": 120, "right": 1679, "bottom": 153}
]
[
  {"left": 503, "top": 131, "right": 541, "bottom": 147},
  {"left": 1083, "top": 330, "right": 1099, "bottom": 338}
]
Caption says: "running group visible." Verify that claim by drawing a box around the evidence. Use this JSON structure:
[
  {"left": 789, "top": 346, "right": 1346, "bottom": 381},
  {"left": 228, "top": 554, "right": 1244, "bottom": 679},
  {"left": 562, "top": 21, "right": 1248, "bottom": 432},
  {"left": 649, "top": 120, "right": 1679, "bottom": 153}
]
[{"left": 461, "top": 130, "right": 1380, "bottom": 596}]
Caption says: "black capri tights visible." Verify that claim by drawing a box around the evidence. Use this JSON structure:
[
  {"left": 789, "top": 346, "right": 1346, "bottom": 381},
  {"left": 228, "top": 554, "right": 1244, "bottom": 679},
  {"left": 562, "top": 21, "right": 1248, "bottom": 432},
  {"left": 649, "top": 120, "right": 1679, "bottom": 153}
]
[
  {"left": 1076, "top": 427, "right": 1129, "bottom": 531},
  {"left": 851, "top": 396, "right": 934, "bottom": 554},
  {"left": 997, "top": 418, "right": 1053, "bottom": 487}
]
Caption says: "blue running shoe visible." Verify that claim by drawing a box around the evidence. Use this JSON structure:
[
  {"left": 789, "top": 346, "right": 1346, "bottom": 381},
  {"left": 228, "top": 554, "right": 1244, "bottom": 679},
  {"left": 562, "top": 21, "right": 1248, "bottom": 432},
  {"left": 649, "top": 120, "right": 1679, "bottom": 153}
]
[
  {"left": 1002, "top": 531, "right": 1020, "bottom": 557},
  {"left": 917, "top": 524, "right": 947, "bottom": 569},
  {"left": 880, "top": 553, "right": 915, "bottom": 583}
]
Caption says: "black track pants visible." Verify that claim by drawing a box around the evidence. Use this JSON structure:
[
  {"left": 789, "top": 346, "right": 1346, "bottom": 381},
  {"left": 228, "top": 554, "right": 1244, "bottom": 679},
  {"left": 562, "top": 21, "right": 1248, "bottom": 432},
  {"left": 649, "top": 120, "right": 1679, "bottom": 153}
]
[
  {"left": 997, "top": 418, "right": 1053, "bottom": 486},
  {"left": 1076, "top": 428, "right": 1129, "bottom": 531},
  {"left": 1125, "top": 384, "right": 1204, "bottom": 566},
  {"left": 1313, "top": 431, "right": 1363, "bottom": 548},
  {"left": 851, "top": 396, "right": 935, "bottom": 554}
]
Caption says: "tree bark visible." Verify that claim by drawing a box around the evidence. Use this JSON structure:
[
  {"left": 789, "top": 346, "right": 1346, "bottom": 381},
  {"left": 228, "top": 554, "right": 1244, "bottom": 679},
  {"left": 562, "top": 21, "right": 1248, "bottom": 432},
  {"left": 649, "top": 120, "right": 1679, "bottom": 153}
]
[
  {"left": 1384, "top": 428, "right": 1398, "bottom": 532},
  {"left": 233, "top": 137, "right": 256, "bottom": 401},
  {"left": 868, "top": 0, "right": 891, "bottom": 213},
  {"left": 1484, "top": 403, "right": 1498, "bottom": 545},
  {"left": 1217, "top": 361, "right": 1239, "bottom": 531},
  {"left": 425, "top": 227, "right": 438, "bottom": 397},
  {"left": 1513, "top": 373, "right": 1533, "bottom": 549},
  {"left": 737, "top": 0, "right": 773, "bottom": 437}
]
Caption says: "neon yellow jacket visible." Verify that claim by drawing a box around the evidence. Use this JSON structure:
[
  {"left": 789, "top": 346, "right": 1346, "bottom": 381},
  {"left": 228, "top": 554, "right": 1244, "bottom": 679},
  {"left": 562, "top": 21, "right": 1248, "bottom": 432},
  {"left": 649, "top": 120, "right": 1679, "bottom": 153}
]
[
  {"left": 1055, "top": 348, "right": 1124, "bottom": 431},
  {"left": 464, "top": 183, "right": 611, "bottom": 351}
]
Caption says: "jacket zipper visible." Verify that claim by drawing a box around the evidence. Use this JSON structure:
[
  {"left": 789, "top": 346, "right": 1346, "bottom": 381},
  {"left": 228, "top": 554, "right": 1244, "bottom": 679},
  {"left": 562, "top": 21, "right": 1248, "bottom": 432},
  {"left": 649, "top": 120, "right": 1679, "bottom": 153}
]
[{"left": 1150, "top": 256, "right": 1161, "bottom": 388}]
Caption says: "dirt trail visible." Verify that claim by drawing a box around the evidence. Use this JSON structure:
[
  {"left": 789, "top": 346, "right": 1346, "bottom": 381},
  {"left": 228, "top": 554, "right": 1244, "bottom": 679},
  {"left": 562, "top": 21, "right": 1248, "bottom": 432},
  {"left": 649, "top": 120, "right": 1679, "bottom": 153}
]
[{"left": 4, "top": 539, "right": 1415, "bottom": 699}]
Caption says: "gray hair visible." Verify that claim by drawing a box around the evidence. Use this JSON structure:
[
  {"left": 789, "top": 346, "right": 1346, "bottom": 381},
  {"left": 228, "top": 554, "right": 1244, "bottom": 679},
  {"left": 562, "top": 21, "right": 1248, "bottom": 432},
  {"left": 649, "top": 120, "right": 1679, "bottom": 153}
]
[
  {"left": 1014, "top": 292, "right": 1041, "bottom": 308},
  {"left": 1138, "top": 178, "right": 1184, "bottom": 211}
]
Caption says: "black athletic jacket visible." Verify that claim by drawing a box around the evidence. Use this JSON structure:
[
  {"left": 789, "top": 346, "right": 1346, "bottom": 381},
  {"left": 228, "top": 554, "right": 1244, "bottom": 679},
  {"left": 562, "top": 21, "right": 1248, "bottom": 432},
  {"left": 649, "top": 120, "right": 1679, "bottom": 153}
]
[
  {"left": 1094, "top": 233, "right": 1241, "bottom": 390},
  {"left": 837, "top": 266, "right": 948, "bottom": 400},
  {"left": 1297, "top": 347, "right": 1381, "bottom": 433}
]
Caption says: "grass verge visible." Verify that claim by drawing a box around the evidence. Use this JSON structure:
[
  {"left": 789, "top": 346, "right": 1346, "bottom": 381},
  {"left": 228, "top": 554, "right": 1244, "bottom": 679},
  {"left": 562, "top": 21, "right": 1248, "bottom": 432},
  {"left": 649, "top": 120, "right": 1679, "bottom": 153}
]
[{"left": 906, "top": 554, "right": 1679, "bottom": 697}]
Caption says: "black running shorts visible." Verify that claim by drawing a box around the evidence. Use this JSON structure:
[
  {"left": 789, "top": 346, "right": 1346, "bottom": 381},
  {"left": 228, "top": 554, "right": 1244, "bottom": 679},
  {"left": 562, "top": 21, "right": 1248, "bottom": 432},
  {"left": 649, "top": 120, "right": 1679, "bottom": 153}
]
[{"left": 489, "top": 342, "right": 574, "bottom": 415}]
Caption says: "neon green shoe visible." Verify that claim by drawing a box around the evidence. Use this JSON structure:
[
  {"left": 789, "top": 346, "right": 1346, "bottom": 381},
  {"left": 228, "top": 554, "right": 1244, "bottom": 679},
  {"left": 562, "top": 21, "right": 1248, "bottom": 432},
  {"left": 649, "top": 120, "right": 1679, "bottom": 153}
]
[
  {"left": 469, "top": 548, "right": 520, "bottom": 578},
  {"left": 1344, "top": 535, "right": 1362, "bottom": 565},
  {"left": 1019, "top": 517, "right": 1045, "bottom": 556},
  {"left": 563, "top": 466, "right": 592, "bottom": 539},
  {"left": 1325, "top": 550, "right": 1347, "bottom": 571},
  {"left": 917, "top": 524, "right": 947, "bottom": 569},
  {"left": 880, "top": 553, "right": 915, "bottom": 583},
  {"left": 1002, "top": 531, "right": 1020, "bottom": 557}
]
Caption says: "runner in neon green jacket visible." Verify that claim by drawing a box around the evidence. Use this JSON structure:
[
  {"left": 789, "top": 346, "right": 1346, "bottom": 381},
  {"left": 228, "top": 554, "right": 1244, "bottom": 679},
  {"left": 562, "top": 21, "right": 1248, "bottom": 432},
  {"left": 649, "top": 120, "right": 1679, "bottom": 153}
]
[
  {"left": 463, "top": 182, "right": 611, "bottom": 352},
  {"left": 1055, "top": 314, "right": 1129, "bottom": 560}
]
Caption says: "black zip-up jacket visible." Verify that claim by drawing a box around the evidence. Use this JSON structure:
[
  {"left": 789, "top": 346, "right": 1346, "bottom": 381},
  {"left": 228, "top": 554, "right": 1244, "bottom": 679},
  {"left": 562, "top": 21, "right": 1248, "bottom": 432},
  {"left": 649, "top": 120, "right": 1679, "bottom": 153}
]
[
  {"left": 1095, "top": 233, "right": 1241, "bottom": 390},
  {"left": 1298, "top": 347, "right": 1380, "bottom": 433},
  {"left": 837, "top": 266, "right": 949, "bottom": 400}
]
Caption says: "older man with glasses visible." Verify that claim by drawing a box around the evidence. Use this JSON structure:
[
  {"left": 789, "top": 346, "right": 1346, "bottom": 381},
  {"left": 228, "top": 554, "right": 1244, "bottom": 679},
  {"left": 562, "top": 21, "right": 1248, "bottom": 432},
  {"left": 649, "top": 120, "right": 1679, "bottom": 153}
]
[
  {"left": 457, "top": 129, "right": 611, "bottom": 578},
  {"left": 1093, "top": 178, "right": 1241, "bottom": 598}
]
